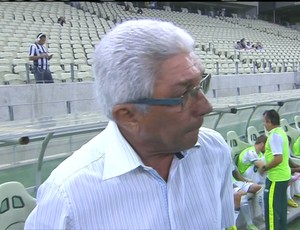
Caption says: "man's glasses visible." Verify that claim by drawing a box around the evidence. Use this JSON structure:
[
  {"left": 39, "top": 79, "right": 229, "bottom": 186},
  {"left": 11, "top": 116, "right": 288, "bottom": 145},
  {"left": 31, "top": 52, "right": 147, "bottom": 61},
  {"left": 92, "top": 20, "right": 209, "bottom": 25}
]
[{"left": 128, "top": 73, "right": 211, "bottom": 111}]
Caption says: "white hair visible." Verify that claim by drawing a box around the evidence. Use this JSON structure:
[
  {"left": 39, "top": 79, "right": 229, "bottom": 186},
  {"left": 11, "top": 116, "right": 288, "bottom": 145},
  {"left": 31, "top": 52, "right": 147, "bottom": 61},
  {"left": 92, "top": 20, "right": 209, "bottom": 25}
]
[{"left": 93, "top": 19, "right": 195, "bottom": 120}]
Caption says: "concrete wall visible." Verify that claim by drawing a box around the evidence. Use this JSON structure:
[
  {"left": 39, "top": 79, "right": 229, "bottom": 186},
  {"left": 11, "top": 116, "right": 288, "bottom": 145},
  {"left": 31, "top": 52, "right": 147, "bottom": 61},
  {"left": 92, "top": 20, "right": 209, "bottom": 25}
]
[{"left": 0, "top": 72, "right": 299, "bottom": 122}]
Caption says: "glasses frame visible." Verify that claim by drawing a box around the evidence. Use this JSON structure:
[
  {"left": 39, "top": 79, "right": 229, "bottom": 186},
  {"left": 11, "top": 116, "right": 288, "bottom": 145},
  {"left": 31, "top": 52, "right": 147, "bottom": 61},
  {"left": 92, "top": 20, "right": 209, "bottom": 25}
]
[{"left": 128, "top": 73, "right": 211, "bottom": 108}]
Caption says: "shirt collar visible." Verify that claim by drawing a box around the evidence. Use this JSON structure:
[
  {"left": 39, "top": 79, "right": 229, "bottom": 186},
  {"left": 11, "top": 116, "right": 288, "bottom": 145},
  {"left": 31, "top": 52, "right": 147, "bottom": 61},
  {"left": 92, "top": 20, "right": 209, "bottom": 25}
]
[
  {"left": 102, "top": 121, "right": 143, "bottom": 180},
  {"left": 102, "top": 121, "right": 201, "bottom": 180}
]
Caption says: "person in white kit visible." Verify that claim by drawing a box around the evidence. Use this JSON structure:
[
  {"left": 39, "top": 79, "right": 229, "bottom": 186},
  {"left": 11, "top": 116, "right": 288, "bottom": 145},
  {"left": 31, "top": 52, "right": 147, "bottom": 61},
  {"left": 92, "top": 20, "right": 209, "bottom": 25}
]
[{"left": 28, "top": 33, "right": 53, "bottom": 83}]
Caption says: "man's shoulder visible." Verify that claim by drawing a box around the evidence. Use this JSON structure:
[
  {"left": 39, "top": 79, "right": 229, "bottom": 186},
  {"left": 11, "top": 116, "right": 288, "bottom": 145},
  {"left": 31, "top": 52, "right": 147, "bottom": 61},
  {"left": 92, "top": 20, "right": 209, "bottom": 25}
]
[
  {"left": 46, "top": 133, "right": 106, "bottom": 187},
  {"left": 199, "top": 127, "right": 224, "bottom": 140},
  {"left": 198, "top": 127, "right": 229, "bottom": 151}
]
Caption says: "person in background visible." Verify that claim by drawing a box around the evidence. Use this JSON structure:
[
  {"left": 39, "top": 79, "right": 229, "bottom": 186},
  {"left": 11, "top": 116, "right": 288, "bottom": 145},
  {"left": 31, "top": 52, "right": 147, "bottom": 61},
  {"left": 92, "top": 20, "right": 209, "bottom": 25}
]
[
  {"left": 286, "top": 136, "right": 300, "bottom": 207},
  {"left": 293, "top": 135, "right": 300, "bottom": 156},
  {"left": 137, "top": 8, "right": 143, "bottom": 14},
  {"left": 259, "top": 109, "right": 291, "bottom": 230},
  {"left": 231, "top": 165, "right": 261, "bottom": 230},
  {"left": 226, "top": 187, "right": 247, "bottom": 230},
  {"left": 25, "top": 19, "right": 235, "bottom": 229},
  {"left": 28, "top": 33, "right": 53, "bottom": 84},
  {"left": 240, "top": 38, "right": 246, "bottom": 49},
  {"left": 57, "top": 16, "right": 66, "bottom": 26},
  {"left": 237, "top": 134, "right": 267, "bottom": 185},
  {"left": 238, "top": 134, "right": 299, "bottom": 208},
  {"left": 234, "top": 41, "right": 242, "bottom": 50}
]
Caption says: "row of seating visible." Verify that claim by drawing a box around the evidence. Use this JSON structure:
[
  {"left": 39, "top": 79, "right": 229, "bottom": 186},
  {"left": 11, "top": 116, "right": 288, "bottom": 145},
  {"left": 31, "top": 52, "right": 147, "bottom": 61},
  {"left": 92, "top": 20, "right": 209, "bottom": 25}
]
[
  {"left": 1, "top": 69, "right": 93, "bottom": 85},
  {"left": 227, "top": 116, "right": 300, "bottom": 158},
  {"left": 1, "top": 1, "right": 300, "bottom": 84}
]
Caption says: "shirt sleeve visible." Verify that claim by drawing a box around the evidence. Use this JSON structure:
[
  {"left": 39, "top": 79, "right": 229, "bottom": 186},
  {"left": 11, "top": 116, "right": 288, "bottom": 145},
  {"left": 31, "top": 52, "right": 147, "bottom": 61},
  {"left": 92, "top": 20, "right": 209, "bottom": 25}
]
[
  {"left": 269, "top": 133, "right": 284, "bottom": 155},
  {"left": 29, "top": 44, "right": 36, "bottom": 57},
  {"left": 24, "top": 181, "right": 74, "bottom": 229},
  {"left": 243, "top": 150, "right": 259, "bottom": 163},
  {"left": 221, "top": 142, "right": 235, "bottom": 228}
]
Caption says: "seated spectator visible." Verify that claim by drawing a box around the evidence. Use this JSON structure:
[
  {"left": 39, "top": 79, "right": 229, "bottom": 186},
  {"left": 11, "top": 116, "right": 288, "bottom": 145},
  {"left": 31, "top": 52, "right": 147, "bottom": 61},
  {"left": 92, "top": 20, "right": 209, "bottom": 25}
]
[
  {"left": 237, "top": 135, "right": 267, "bottom": 184},
  {"left": 234, "top": 41, "right": 242, "bottom": 50},
  {"left": 287, "top": 136, "right": 300, "bottom": 207},
  {"left": 57, "top": 16, "right": 66, "bottom": 26},
  {"left": 255, "top": 42, "right": 264, "bottom": 51},
  {"left": 240, "top": 38, "right": 246, "bottom": 49},
  {"left": 292, "top": 136, "right": 300, "bottom": 156},
  {"left": 124, "top": 3, "right": 130, "bottom": 11},
  {"left": 232, "top": 164, "right": 261, "bottom": 230},
  {"left": 137, "top": 8, "right": 143, "bottom": 14},
  {"left": 245, "top": 41, "right": 253, "bottom": 50},
  {"left": 226, "top": 187, "right": 247, "bottom": 230}
]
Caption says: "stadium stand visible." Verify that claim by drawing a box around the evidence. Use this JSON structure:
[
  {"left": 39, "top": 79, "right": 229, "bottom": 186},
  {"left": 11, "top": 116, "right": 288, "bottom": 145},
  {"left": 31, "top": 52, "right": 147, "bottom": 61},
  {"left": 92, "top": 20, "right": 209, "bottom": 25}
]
[
  {"left": 0, "top": 2, "right": 300, "bottom": 84},
  {"left": 1, "top": 2, "right": 300, "bottom": 229}
]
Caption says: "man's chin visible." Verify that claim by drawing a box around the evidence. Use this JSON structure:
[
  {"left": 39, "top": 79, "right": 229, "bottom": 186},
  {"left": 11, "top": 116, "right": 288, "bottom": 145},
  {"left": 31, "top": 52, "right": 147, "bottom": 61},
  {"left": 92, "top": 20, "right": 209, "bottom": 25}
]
[{"left": 184, "top": 129, "right": 199, "bottom": 147}]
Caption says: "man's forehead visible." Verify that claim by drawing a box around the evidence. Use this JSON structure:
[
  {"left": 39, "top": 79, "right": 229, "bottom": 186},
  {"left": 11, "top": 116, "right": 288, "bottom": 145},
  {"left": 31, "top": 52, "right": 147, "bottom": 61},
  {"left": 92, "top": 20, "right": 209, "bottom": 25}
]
[{"left": 170, "top": 54, "right": 202, "bottom": 71}]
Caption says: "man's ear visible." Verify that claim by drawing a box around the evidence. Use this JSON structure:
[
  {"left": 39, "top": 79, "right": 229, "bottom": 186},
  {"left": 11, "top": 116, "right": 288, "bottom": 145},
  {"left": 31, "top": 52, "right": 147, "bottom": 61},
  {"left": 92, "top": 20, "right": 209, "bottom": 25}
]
[{"left": 112, "top": 104, "right": 140, "bottom": 131}]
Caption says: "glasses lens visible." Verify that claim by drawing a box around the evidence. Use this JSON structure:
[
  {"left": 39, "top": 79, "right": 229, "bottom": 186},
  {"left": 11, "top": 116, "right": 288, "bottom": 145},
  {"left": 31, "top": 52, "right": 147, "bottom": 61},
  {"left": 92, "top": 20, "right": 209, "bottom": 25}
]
[
  {"left": 200, "top": 73, "right": 211, "bottom": 94},
  {"left": 181, "top": 73, "right": 211, "bottom": 111}
]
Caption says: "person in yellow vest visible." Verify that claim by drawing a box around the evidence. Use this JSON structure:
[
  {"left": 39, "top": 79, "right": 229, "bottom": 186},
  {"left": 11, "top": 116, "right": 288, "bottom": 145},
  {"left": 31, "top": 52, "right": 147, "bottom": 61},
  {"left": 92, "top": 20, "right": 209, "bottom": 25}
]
[
  {"left": 293, "top": 136, "right": 300, "bottom": 156},
  {"left": 237, "top": 134, "right": 267, "bottom": 184},
  {"left": 239, "top": 134, "right": 300, "bottom": 208},
  {"left": 259, "top": 109, "right": 291, "bottom": 230}
]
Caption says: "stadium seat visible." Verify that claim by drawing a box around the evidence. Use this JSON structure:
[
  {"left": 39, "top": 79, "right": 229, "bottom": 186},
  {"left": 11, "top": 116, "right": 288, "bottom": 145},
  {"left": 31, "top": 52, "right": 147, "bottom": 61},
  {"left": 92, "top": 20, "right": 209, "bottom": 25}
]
[
  {"left": 280, "top": 118, "right": 300, "bottom": 147},
  {"left": 76, "top": 71, "right": 94, "bottom": 82},
  {"left": 49, "top": 58, "right": 62, "bottom": 66},
  {"left": 3, "top": 73, "right": 25, "bottom": 85},
  {"left": 74, "top": 59, "right": 87, "bottom": 67},
  {"left": 78, "top": 64, "right": 92, "bottom": 72},
  {"left": 0, "top": 65, "right": 12, "bottom": 84},
  {"left": 13, "top": 65, "right": 27, "bottom": 80},
  {"left": 60, "top": 72, "right": 73, "bottom": 82},
  {"left": 51, "top": 73, "right": 62, "bottom": 83},
  {"left": 227, "top": 130, "right": 251, "bottom": 158},
  {"left": 0, "top": 181, "right": 36, "bottom": 230},
  {"left": 16, "top": 52, "right": 30, "bottom": 59},
  {"left": 0, "top": 52, "right": 16, "bottom": 60},
  {"left": 247, "top": 126, "right": 260, "bottom": 145},
  {"left": 61, "top": 59, "right": 76, "bottom": 72},
  {"left": 61, "top": 53, "right": 74, "bottom": 59},
  {"left": 12, "top": 59, "right": 28, "bottom": 67},
  {"left": 74, "top": 53, "right": 86, "bottom": 59},
  {"left": 50, "top": 65, "right": 64, "bottom": 75}
]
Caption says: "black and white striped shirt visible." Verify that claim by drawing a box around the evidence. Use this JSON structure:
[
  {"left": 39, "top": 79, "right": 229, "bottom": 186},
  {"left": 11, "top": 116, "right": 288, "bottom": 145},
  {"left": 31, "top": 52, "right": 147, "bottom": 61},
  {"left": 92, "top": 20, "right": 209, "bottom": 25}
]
[{"left": 29, "top": 43, "right": 49, "bottom": 70}]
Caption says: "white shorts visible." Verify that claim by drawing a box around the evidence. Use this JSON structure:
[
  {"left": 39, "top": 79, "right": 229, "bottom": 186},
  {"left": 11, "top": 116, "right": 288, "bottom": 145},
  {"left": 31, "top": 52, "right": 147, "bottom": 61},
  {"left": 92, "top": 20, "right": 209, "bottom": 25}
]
[{"left": 233, "top": 181, "right": 253, "bottom": 193}]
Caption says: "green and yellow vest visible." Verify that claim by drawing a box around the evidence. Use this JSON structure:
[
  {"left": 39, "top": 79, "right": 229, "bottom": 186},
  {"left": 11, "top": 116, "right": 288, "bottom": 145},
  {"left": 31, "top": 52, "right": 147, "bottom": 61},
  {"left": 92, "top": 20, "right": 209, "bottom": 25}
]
[
  {"left": 293, "top": 136, "right": 300, "bottom": 156},
  {"left": 237, "top": 146, "right": 263, "bottom": 175},
  {"left": 264, "top": 127, "right": 290, "bottom": 181}
]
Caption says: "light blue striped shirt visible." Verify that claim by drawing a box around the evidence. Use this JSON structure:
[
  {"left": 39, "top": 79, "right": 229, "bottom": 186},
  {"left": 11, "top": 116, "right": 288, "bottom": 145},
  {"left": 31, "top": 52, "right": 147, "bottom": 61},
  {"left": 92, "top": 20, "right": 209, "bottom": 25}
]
[{"left": 25, "top": 121, "right": 234, "bottom": 229}]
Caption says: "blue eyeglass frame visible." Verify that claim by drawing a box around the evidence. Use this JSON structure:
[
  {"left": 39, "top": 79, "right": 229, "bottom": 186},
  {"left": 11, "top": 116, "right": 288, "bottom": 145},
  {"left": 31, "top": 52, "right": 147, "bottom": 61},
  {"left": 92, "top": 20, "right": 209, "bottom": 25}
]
[{"left": 128, "top": 73, "right": 211, "bottom": 106}]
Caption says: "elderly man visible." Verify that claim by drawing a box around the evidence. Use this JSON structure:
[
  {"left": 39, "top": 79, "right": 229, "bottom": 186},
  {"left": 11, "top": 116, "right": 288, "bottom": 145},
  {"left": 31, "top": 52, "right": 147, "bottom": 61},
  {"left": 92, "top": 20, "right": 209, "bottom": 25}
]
[{"left": 25, "top": 19, "right": 234, "bottom": 229}]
